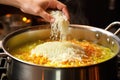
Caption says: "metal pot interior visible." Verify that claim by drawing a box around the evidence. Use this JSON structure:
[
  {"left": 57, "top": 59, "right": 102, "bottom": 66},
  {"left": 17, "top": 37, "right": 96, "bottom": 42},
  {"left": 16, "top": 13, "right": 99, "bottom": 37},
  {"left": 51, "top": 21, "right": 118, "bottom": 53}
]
[{"left": 2, "top": 24, "right": 120, "bottom": 66}]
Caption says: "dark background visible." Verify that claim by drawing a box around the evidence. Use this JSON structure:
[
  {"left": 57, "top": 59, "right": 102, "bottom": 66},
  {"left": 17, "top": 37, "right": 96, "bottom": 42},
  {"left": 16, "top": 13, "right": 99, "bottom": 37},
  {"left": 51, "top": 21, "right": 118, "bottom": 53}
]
[{"left": 0, "top": 0, "right": 120, "bottom": 28}]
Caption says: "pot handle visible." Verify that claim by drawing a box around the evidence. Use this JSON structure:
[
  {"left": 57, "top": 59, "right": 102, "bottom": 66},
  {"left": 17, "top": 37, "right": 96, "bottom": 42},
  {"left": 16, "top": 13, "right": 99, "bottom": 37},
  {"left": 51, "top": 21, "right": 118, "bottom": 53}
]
[
  {"left": 0, "top": 41, "right": 7, "bottom": 57},
  {"left": 105, "top": 21, "right": 120, "bottom": 35},
  {"left": 0, "top": 52, "right": 7, "bottom": 57}
]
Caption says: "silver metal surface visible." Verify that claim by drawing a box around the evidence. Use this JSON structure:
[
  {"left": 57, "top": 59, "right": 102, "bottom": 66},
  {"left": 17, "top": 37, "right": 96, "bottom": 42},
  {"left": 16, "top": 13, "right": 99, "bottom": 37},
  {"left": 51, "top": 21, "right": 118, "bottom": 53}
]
[
  {"left": 1, "top": 23, "right": 120, "bottom": 80},
  {"left": 105, "top": 21, "right": 120, "bottom": 35}
]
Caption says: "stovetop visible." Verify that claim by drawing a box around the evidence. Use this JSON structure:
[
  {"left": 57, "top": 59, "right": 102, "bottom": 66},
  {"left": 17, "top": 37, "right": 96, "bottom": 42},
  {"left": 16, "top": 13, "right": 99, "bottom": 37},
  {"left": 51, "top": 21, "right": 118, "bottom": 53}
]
[{"left": 0, "top": 54, "right": 7, "bottom": 80}]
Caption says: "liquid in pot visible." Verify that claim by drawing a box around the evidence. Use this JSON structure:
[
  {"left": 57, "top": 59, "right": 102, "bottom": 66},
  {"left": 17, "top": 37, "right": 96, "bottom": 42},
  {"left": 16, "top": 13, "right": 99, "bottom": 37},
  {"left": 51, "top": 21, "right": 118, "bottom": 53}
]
[{"left": 10, "top": 39, "right": 115, "bottom": 67}]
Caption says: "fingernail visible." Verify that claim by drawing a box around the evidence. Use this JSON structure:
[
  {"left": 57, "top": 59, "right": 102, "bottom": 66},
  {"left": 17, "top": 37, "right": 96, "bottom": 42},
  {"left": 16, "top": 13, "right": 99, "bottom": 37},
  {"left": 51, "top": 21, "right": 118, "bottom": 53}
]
[{"left": 50, "top": 18, "right": 55, "bottom": 23}]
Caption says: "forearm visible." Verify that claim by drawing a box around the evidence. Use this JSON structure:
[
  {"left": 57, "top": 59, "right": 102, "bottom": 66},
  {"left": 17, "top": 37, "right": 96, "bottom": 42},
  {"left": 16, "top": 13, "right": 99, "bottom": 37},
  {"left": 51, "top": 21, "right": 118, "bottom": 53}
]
[{"left": 0, "top": 0, "right": 21, "bottom": 8}]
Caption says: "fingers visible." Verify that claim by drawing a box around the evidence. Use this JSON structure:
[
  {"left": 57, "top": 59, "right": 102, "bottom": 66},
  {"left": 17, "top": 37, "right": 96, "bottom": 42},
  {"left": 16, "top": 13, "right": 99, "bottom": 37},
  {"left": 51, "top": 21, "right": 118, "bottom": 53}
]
[
  {"left": 56, "top": 1, "right": 70, "bottom": 20},
  {"left": 62, "top": 6, "right": 70, "bottom": 21},
  {"left": 21, "top": 5, "right": 54, "bottom": 22},
  {"left": 39, "top": 0, "right": 70, "bottom": 23},
  {"left": 39, "top": 9, "right": 55, "bottom": 22},
  {"left": 20, "top": 0, "right": 69, "bottom": 23}
]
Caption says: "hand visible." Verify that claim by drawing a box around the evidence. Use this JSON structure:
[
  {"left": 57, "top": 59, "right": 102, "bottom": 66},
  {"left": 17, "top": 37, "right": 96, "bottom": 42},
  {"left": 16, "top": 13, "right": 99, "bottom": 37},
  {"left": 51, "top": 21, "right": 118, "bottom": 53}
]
[
  {"left": 0, "top": 0, "right": 69, "bottom": 22},
  {"left": 19, "top": 0, "right": 70, "bottom": 22}
]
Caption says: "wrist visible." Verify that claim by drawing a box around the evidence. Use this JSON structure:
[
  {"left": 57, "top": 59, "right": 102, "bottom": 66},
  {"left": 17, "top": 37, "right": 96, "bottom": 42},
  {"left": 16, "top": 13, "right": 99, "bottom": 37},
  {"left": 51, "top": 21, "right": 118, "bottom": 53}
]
[{"left": 0, "top": 0, "right": 21, "bottom": 8}]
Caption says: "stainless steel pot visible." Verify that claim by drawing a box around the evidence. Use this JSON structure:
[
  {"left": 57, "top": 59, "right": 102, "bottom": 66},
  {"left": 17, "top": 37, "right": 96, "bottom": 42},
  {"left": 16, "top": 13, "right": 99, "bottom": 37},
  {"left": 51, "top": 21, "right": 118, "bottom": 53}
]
[{"left": 0, "top": 21, "right": 120, "bottom": 80}]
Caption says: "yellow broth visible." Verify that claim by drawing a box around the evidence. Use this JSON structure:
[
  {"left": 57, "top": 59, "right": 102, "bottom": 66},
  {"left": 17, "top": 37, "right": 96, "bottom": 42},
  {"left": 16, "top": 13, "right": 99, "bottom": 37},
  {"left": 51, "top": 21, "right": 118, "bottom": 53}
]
[{"left": 10, "top": 39, "right": 115, "bottom": 67}]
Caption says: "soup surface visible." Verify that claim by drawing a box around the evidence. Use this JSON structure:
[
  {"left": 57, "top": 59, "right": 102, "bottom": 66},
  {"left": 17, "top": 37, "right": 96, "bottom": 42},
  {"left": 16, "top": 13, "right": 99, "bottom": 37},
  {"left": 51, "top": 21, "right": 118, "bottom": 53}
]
[{"left": 11, "top": 39, "right": 115, "bottom": 67}]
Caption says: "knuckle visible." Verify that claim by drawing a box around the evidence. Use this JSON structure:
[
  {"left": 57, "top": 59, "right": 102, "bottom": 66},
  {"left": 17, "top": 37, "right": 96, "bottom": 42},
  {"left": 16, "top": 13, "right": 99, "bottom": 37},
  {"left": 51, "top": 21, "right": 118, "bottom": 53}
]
[{"left": 32, "top": 7, "right": 41, "bottom": 14}]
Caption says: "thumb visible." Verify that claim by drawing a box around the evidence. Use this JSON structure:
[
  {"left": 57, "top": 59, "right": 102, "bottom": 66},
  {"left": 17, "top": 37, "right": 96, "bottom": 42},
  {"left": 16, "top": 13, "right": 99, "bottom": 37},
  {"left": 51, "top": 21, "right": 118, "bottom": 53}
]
[{"left": 39, "top": 9, "right": 54, "bottom": 22}]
